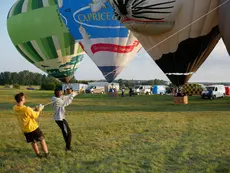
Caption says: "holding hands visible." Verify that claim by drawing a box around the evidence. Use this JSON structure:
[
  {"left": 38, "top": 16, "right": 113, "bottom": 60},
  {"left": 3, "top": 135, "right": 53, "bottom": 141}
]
[
  {"left": 34, "top": 104, "right": 45, "bottom": 112},
  {"left": 72, "top": 92, "right": 78, "bottom": 97}
]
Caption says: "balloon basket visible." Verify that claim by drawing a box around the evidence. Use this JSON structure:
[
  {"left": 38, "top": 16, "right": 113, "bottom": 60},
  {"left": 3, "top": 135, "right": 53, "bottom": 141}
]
[
  {"left": 173, "top": 96, "right": 188, "bottom": 105},
  {"left": 108, "top": 92, "right": 118, "bottom": 98}
]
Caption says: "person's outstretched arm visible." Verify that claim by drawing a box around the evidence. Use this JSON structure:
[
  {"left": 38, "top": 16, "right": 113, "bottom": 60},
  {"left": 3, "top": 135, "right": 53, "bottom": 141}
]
[
  {"left": 26, "top": 106, "right": 42, "bottom": 119},
  {"left": 53, "top": 92, "right": 78, "bottom": 108}
]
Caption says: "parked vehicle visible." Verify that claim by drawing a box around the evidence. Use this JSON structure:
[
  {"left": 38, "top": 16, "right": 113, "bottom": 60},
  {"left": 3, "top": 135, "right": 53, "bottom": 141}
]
[
  {"left": 134, "top": 85, "right": 152, "bottom": 95},
  {"left": 225, "top": 86, "right": 230, "bottom": 95},
  {"left": 62, "top": 83, "right": 88, "bottom": 92},
  {"left": 152, "top": 85, "right": 166, "bottom": 95},
  {"left": 88, "top": 82, "right": 119, "bottom": 92},
  {"left": 201, "top": 85, "right": 225, "bottom": 100},
  {"left": 85, "top": 85, "right": 105, "bottom": 94},
  {"left": 27, "top": 87, "right": 35, "bottom": 90}
]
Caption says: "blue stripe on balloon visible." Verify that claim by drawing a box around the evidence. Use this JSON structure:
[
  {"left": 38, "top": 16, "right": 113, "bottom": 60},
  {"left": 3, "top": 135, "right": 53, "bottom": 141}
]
[{"left": 98, "top": 66, "right": 121, "bottom": 83}]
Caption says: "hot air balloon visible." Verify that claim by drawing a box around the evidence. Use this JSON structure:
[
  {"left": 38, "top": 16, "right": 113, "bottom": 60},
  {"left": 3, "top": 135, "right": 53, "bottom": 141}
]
[
  {"left": 109, "top": 0, "right": 221, "bottom": 86},
  {"left": 219, "top": 0, "right": 230, "bottom": 55},
  {"left": 7, "top": 0, "right": 85, "bottom": 83},
  {"left": 58, "top": 0, "right": 142, "bottom": 83}
]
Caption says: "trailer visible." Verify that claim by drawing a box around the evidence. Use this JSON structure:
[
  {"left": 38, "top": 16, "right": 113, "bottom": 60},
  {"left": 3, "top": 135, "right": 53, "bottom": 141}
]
[
  {"left": 152, "top": 85, "right": 166, "bottom": 95},
  {"left": 182, "top": 83, "right": 205, "bottom": 96},
  {"left": 88, "top": 82, "right": 120, "bottom": 92},
  {"left": 62, "top": 83, "right": 88, "bottom": 91},
  {"left": 225, "top": 86, "right": 230, "bottom": 95},
  {"left": 134, "top": 85, "right": 152, "bottom": 95}
]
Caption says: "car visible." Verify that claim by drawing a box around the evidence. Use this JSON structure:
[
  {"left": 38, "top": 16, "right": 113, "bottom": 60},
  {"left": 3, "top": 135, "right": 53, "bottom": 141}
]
[
  {"left": 201, "top": 85, "right": 225, "bottom": 100},
  {"left": 134, "top": 85, "right": 152, "bottom": 95},
  {"left": 85, "top": 86, "right": 105, "bottom": 94},
  {"left": 27, "top": 87, "right": 35, "bottom": 90}
]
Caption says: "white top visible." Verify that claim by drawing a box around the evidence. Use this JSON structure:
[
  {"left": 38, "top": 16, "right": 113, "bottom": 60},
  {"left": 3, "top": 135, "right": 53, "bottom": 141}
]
[{"left": 52, "top": 94, "right": 74, "bottom": 121}]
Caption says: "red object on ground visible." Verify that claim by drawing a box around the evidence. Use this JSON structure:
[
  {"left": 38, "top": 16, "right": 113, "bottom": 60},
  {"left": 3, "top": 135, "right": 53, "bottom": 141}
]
[{"left": 225, "top": 86, "right": 230, "bottom": 95}]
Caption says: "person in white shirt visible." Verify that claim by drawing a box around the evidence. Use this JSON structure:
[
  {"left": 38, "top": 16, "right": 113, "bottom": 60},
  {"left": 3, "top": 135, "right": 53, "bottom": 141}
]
[{"left": 52, "top": 88, "right": 78, "bottom": 151}]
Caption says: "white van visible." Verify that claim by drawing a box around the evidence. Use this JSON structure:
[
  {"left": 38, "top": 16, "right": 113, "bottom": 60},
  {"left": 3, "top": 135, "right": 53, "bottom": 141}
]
[
  {"left": 201, "top": 85, "right": 225, "bottom": 99},
  {"left": 134, "top": 85, "right": 152, "bottom": 95},
  {"left": 85, "top": 86, "right": 105, "bottom": 94}
]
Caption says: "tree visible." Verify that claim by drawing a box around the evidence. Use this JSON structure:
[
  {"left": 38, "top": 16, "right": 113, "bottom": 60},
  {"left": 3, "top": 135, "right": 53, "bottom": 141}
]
[
  {"left": 40, "top": 76, "right": 62, "bottom": 90},
  {"left": 11, "top": 72, "right": 18, "bottom": 85},
  {"left": 169, "top": 83, "right": 176, "bottom": 88},
  {"left": 18, "top": 71, "right": 30, "bottom": 85},
  {"left": 13, "top": 84, "right": 20, "bottom": 89},
  {"left": 124, "top": 80, "right": 133, "bottom": 88},
  {"left": 41, "top": 82, "right": 56, "bottom": 90},
  {"left": 2, "top": 72, "right": 11, "bottom": 84},
  {"left": 69, "top": 76, "right": 77, "bottom": 83},
  {"left": 118, "top": 79, "right": 125, "bottom": 88},
  {"left": 145, "top": 80, "right": 155, "bottom": 85},
  {"left": 78, "top": 80, "right": 88, "bottom": 84},
  {"left": 26, "top": 72, "right": 35, "bottom": 85},
  {"left": 0, "top": 73, "right": 4, "bottom": 85},
  {"left": 33, "top": 73, "right": 43, "bottom": 85}
]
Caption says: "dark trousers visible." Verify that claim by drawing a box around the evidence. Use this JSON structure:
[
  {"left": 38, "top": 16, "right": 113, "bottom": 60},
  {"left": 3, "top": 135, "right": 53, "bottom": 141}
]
[{"left": 55, "top": 119, "right": 72, "bottom": 149}]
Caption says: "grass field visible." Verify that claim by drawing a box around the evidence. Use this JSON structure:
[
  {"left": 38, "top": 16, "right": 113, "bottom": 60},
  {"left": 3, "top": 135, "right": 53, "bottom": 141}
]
[{"left": 0, "top": 89, "right": 230, "bottom": 173}]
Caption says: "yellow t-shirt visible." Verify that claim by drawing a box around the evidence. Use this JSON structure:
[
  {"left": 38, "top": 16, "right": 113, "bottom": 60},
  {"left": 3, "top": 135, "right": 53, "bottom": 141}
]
[{"left": 13, "top": 105, "right": 40, "bottom": 133}]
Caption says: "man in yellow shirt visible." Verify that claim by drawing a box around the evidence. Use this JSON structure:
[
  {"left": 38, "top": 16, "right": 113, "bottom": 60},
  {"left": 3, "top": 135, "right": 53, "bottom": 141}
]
[{"left": 13, "top": 92, "right": 49, "bottom": 158}]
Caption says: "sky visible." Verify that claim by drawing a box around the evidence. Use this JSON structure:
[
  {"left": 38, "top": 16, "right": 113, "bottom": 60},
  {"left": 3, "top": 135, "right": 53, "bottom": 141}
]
[{"left": 1, "top": 1, "right": 230, "bottom": 83}]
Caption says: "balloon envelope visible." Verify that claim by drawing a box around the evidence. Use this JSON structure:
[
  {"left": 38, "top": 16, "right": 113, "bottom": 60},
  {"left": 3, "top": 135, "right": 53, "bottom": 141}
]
[
  {"left": 219, "top": 0, "right": 230, "bottom": 55},
  {"left": 7, "top": 0, "right": 85, "bottom": 83},
  {"left": 109, "top": 0, "right": 221, "bottom": 86},
  {"left": 58, "top": 0, "right": 141, "bottom": 83}
]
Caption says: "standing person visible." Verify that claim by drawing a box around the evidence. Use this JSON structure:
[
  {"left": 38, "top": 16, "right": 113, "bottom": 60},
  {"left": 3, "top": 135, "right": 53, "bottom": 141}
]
[
  {"left": 111, "top": 87, "right": 115, "bottom": 97},
  {"left": 121, "top": 88, "right": 125, "bottom": 97},
  {"left": 66, "top": 88, "right": 73, "bottom": 95},
  {"left": 13, "top": 92, "right": 49, "bottom": 158},
  {"left": 52, "top": 88, "right": 78, "bottom": 151},
  {"left": 129, "top": 88, "right": 134, "bottom": 97}
]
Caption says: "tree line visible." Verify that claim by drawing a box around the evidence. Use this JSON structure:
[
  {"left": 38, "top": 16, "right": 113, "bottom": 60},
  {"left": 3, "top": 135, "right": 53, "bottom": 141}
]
[
  {"left": 0, "top": 70, "right": 60, "bottom": 90},
  {"left": 0, "top": 70, "right": 169, "bottom": 90},
  {"left": 116, "top": 79, "right": 168, "bottom": 88},
  {"left": 0, "top": 71, "right": 95, "bottom": 90}
]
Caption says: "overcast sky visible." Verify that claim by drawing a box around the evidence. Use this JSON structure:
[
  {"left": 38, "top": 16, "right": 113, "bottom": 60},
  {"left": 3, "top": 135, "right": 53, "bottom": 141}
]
[{"left": 1, "top": 0, "right": 230, "bottom": 83}]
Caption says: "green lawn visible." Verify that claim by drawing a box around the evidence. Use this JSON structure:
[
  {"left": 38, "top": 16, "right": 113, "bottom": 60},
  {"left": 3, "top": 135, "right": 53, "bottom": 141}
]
[{"left": 0, "top": 89, "right": 230, "bottom": 173}]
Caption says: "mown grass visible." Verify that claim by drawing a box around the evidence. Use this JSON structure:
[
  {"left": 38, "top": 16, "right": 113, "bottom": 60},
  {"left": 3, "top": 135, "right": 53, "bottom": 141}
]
[{"left": 0, "top": 89, "right": 230, "bottom": 173}]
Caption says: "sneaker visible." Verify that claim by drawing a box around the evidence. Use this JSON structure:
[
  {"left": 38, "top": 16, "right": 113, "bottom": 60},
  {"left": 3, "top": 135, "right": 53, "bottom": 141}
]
[
  {"left": 65, "top": 147, "right": 72, "bottom": 151},
  {"left": 44, "top": 152, "right": 49, "bottom": 158},
  {"left": 37, "top": 153, "right": 43, "bottom": 158}
]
